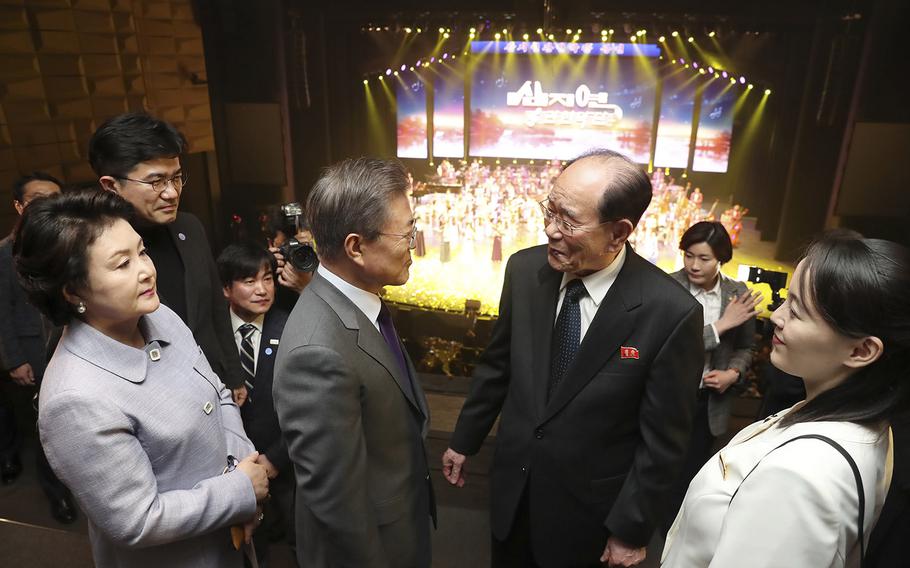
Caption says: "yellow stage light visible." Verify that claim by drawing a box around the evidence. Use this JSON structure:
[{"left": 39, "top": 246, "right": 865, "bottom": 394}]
[
  {"left": 699, "top": 68, "right": 706, "bottom": 74},
  {"left": 378, "top": 75, "right": 383, "bottom": 80},
  {"left": 671, "top": 31, "right": 679, "bottom": 37},
  {"left": 608, "top": 28, "right": 614, "bottom": 34},
  {"left": 502, "top": 28, "right": 507, "bottom": 35},
  {"left": 443, "top": 32, "right": 449, "bottom": 38},
  {"left": 363, "top": 79, "right": 368, "bottom": 85},
  {"left": 536, "top": 27, "right": 543, "bottom": 34},
  {"left": 708, "top": 31, "right": 716, "bottom": 37},
  {"left": 438, "top": 27, "right": 445, "bottom": 34},
  {"left": 404, "top": 27, "right": 412, "bottom": 33},
  {"left": 393, "top": 71, "right": 398, "bottom": 76},
  {"left": 523, "top": 33, "right": 529, "bottom": 40},
  {"left": 765, "top": 89, "right": 772, "bottom": 95},
  {"left": 714, "top": 72, "right": 720, "bottom": 78},
  {"left": 747, "top": 83, "right": 754, "bottom": 89},
  {"left": 576, "top": 28, "right": 582, "bottom": 34},
  {"left": 566, "top": 28, "right": 572, "bottom": 34},
  {"left": 548, "top": 33, "right": 555, "bottom": 40},
  {"left": 410, "top": 66, "right": 415, "bottom": 71},
  {"left": 630, "top": 36, "right": 637, "bottom": 42},
  {"left": 658, "top": 35, "right": 666, "bottom": 42},
  {"left": 730, "top": 77, "right": 736, "bottom": 84},
  {"left": 687, "top": 36, "right": 694, "bottom": 43},
  {"left": 494, "top": 32, "right": 501, "bottom": 40},
  {"left": 637, "top": 30, "right": 646, "bottom": 36},
  {"left": 416, "top": 28, "right": 422, "bottom": 33},
  {"left": 470, "top": 27, "right": 476, "bottom": 33},
  {"left": 573, "top": 34, "right": 579, "bottom": 42}
]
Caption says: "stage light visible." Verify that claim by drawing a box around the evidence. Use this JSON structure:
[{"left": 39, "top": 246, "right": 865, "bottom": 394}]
[
  {"left": 637, "top": 30, "right": 646, "bottom": 36},
  {"left": 494, "top": 32, "right": 501, "bottom": 39},
  {"left": 608, "top": 28, "right": 614, "bottom": 34},
  {"left": 707, "top": 66, "right": 714, "bottom": 73},
  {"left": 714, "top": 72, "right": 720, "bottom": 78},
  {"left": 708, "top": 31, "right": 716, "bottom": 37},
  {"left": 502, "top": 28, "right": 507, "bottom": 35},
  {"left": 684, "top": 63, "right": 688, "bottom": 68},
  {"left": 495, "top": 159, "right": 501, "bottom": 164},
  {"left": 730, "top": 77, "right": 736, "bottom": 84},
  {"left": 576, "top": 28, "right": 582, "bottom": 34},
  {"left": 404, "top": 27, "right": 412, "bottom": 33},
  {"left": 442, "top": 53, "right": 448, "bottom": 59},
  {"left": 692, "top": 62, "right": 698, "bottom": 68},
  {"left": 530, "top": 160, "right": 535, "bottom": 164},
  {"left": 409, "top": 66, "right": 414, "bottom": 71},
  {"left": 416, "top": 59, "right": 421, "bottom": 66},
  {"left": 566, "top": 28, "right": 572, "bottom": 34},
  {"left": 393, "top": 71, "right": 398, "bottom": 76},
  {"left": 630, "top": 36, "right": 637, "bottom": 42},
  {"left": 400, "top": 64, "right": 406, "bottom": 71},
  {"left": 739, "top": 76, "right": 746, "bottom": 84},
  {"left": 469, "top": 32, "right": 475, "bottom": 38},
  {"left": 512, "top": 159, "right": 517, "bottom": 164},
  {"left": 747, "top": 83, "right": 754, "bottom": 89},
  {"left": 573, "top": 34, "right": 580, "bottom": 42},
  {"left": 523, "top": 33, "right": 529, "bottom": 40},
  {"left": 416, "top": 28, "right": 422, "bottom": 33},
  {"left": 430, "top": 56, "right": 435, "bottom": 62},
  {"left": 378, "top": 75, "right": 382, "bottom": 80},
  {"left": 678, "top": 58, "right": 685, "bottom": 63},
  {"left": 699, "top": 68, "right": 706, "bottom": 74},
  {"left": 671, "top": 31, "right": 679, "bottom": 37},
  {"left": 363, "top": 79, "right": 368, "bottom": 84},
  {"left": 687, "top": 36, "right": 694, "bottom": 43},
  {"left": 537, "top": 27, "right": 543, "bottom": 34},
  {"left": 385, "top": 68, "right": 392, "bottom": 75},
  {"left": 443, "top": 32, "right": 449, "bottom": 38},
  {"left": 438, "top": 27, "right": 445, "bottom": 34},
  {"left": 721, "top": 71, "right": 728, "bottom": 78},
  {"left": 764, "top": 89, "right": 771, "bottom": 95},
  {"left": 658, "top": 35, "right": 666, "bottom": 42},
  {"left": 548, "top": 33, "right": 555, "bottom": 40},
  {"left": 470, "top": 27, "right": 476, "bottom": 33}
]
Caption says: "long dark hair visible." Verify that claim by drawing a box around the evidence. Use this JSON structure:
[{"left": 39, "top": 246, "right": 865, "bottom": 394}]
[{"left": 781, "top": 230, "right": 910, "bottom": 426}]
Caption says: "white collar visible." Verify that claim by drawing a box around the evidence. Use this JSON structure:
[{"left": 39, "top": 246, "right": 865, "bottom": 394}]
[
  {"left": 230, "top": 310, "right": 265, "bottom": 334},
  {"left": 317, "top": 264, "right": 382, "bottom": 325},
  {"left": 689, "top": 274, "right": 722, "bottom": 296},
  {"left": 558, "top": 245, "right": 627, "bottom": 307}
]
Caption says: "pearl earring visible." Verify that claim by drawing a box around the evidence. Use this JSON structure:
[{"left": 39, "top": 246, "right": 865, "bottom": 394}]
[{"left": 76, "top": 302, "right": 86, "bottom": 314}]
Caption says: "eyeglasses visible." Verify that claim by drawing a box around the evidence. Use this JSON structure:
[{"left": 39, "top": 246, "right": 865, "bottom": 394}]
[
  {"left": 379, "top": 225, "right": 419, "bottom": 249},
  {"left": 119, "top": 173, "right": 187, "bottom": 194},
  {"left": 538, "top": 199, "right": 612, "bottom": 235}
]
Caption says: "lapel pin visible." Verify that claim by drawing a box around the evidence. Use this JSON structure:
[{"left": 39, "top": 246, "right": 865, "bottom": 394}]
[
  {"left": 620, "top": 346, "right": 640, "bottom": 360},
  {"left": 203, "top": 401, "right": 214, "bottom": 415},
  {"left": 178, "top": 232, "right": 186, "bottom": 241},
  {"left": 148, "top": 348, "right": 161, "bottom": 361},
  {"left": 269, "top": 339, "right": 280, "bottom": 345},
  {"left": 264, "top": 347, "right": 273, "bottom": 356}
]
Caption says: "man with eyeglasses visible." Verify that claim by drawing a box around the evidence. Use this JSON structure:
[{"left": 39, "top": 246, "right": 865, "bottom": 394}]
[
  {"left": 274, "top": 157, "right": 434, "bottom": 568},
  {"left": 442, "top": 149, "right": 704, "bottom": 567},
  {"left": 90, "top": 113, "right": 248, "bottom": 406}
]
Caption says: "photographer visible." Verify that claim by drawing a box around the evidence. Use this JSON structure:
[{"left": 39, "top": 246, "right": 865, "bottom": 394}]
[{"left": 262, "top": 204, "right": 318, "bottom": 312}]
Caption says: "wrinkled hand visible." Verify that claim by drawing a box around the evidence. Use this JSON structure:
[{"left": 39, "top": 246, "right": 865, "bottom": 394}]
[
  {"left": 256, "top": 453, "right": 279, "bottom": 479},
  {"left": 237, "top": 452, "right": 270, "bottom": 502},
  {"left": 232, "top": 385, "right": 248, "bottom": 407},
  {"left": 441, "top": 448, "right": 467, "bottom": 487},
  {"left": 715, "top": 290, "right": 762, "bottom": 335},
  {"left": 8, "top": 363, "right": 35, "bottom": 386},
  {"left": 601, "top": 536, "right": 646, "bottom": 567},
  {"left": 702, "top": 369, "right": 740, "bottom": 394},
  {"left": 242, "top": 506, "right": 264, "bottom": 545}
]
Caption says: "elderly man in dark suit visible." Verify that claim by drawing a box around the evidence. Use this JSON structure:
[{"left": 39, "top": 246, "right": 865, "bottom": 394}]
[
  {"left": 218, "top": 241, "right": 295, "bottom": 567},
  {"left": 89, "top": 112, "right": 247, "bottom": 403},
  {"left": 274, "top": 157, "right": 433, "bottom": 568},
  {"left": 442, "top": 149, "right": 705, "bottom": 567},
  {"left": 0, "top": 172, "right": 76, "bottom": 523}
]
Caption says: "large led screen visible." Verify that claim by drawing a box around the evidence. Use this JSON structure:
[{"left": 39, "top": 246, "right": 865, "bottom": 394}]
[
  {"left": 469, "top": 41, "right": 658, "bottom": 163},
  {"left": 692, "top": 81, "right": 735, "bottom": 173},
  {"left": 396, "top": 78, "right": 428, "bottom": 159},
  {"left": 433, "top": 67, "right": 465, "bottom": 158},
  {"left": 653, "top": 71, "right": 697, "bottom": 168}
]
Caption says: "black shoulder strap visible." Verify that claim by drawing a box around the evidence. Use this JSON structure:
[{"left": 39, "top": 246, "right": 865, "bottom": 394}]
[{"left": 730, "top": 434, "right": 866, "bottom": 566}]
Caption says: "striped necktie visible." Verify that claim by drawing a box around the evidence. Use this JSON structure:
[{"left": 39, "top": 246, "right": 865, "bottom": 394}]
[{"left": 238, "top": 323, "right": 256, "bottom": 380}]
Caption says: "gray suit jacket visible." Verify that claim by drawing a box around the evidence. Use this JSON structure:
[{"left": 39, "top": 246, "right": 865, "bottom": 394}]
[
  {"left": 274, "top": 272, "right": 432, "bottom": 568},
  {"left": 670, "top": 270, "right": 756, "bottom": 435},
  {"left": 0, "top": 236, "right": 47, "bottom": 376},
  {"left": 39, "top": 305, "right": 257, "bottom": 568}
]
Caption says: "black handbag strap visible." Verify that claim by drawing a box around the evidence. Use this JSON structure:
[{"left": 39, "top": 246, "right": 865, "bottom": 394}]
[{"left": 730, "top": 434, "right": 866, "bottom": 566}]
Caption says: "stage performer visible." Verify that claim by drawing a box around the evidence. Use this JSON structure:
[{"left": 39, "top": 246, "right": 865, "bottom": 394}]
[{"left": 442, "top": 149, "right": 704, "bottom": 567}]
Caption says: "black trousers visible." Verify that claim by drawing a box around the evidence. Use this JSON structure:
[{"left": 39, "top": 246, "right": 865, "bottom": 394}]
[
  {"left": 491, "top": 486, "right": 603, "bottom": 568},
  {"left": 248, "top": 468, "right": 297, "bottom": 568}
]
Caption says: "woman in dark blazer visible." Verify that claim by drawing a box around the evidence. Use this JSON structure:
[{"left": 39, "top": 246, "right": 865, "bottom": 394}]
[
  {"left": 665, "top": 221, "right": 761, "bottom": 531},
  {"left": 13, "top": 191, "right": 270, "bottom": 568}
]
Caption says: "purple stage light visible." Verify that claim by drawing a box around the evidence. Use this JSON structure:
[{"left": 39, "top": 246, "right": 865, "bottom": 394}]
[
  {"left": 442, "top": 53, "right": 449, "bottom": 59},
  {"left": 707, "top": 66, "right": 714, "bottom": 73},
  {"left": 692, "top": 62, "right": 698, "bottom": 69},
  {"left": 430, "top": 56, "right": 436, "bottom": 62},
  {"left": 385, "top": 68, "right": 392, "bottom": 75},
  {"left": 721, "top": 71, "right": 728, "bottom": 78},
  {"left": 416, "top": 60, "right": 422, "bottom": 66},
  {"left": 400, "top": 64, "right": 406, "bottom": 71},
  {"left": 739, "top": 76, "right": 746, "bottom": 84}
]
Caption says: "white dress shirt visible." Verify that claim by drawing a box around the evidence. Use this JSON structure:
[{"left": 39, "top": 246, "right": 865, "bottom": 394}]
[
  {"left": 689, "top": 277, "right": 722, "bottom": 379},
  {"left": 231, "top": 310, "right": 265, "bottom": 371},
  {"left": 317, "top": 265, "right": 382, "bottom": 331},
  {"left": 554, "top": 245, "right": 626, "bottom": 341}
]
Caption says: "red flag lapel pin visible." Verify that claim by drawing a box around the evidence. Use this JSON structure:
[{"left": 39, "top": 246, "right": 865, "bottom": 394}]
[{"left": 620, "top": 346, "right": 640, "bottom": 360}]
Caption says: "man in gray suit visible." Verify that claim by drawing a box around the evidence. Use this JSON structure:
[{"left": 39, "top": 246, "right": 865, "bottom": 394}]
[{"left": 274, "top": 157, "right": 433, "bottom": 568}]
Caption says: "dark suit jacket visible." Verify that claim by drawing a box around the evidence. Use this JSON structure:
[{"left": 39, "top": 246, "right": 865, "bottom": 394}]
[
  {"left": 273, "top": 272, "right": 433, "bottom": 568},
  {"left": 670, "top": 270, "right": 756, "bottom": 436},
  {"left": 866, "top": 412, "right": 910, "bottom": 568},
  {"left": 0, "top": 236, "right": 48, "bottom": 377},
  {"left": 450, "top": 244, "right": 704, "bottom": 566},
  {"left": 158, "top": 212, "right": 244, "bottom": 389},
  {"left": 240, "top": 308, "right": 290, "bottom": 475}
]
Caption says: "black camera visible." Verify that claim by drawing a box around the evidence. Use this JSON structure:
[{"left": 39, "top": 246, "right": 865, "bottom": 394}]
[{"left": 278, "top": 202, "right": 319, "bottom": 272}]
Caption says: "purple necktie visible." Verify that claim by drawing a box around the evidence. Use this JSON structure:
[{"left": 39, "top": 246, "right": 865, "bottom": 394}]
[{"left": 377, "top": 302, "right": 416, "bottom": 402}]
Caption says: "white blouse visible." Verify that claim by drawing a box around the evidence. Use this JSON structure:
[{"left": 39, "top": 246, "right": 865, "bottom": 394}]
[{"left": 662, "top": 405, "right": 892, "bottom": 568}]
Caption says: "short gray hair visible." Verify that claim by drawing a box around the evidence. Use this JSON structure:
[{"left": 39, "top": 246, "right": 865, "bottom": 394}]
[
  {"left": 306, "top": 157, "right": 410, "bottom": 262},
  {"left": 564, "top": 149, "right": 653, "bottom": 227}
]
